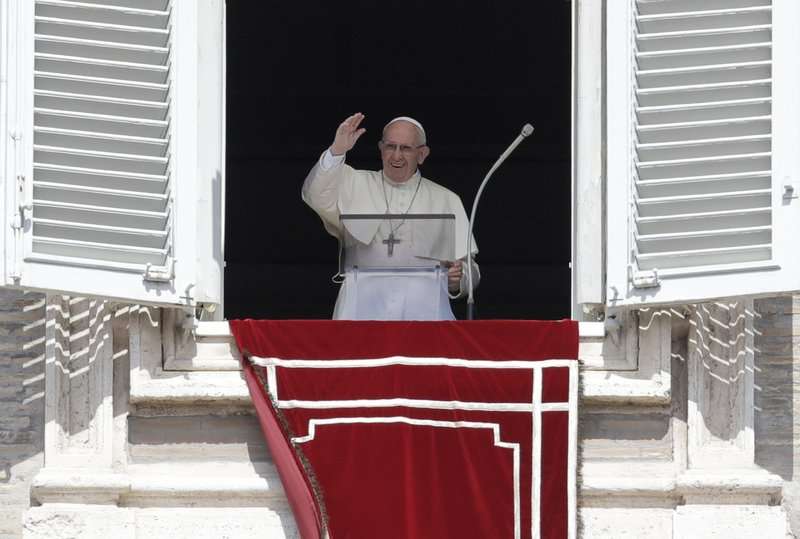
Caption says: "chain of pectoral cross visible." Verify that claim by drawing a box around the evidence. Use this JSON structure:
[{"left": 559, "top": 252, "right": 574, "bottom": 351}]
[{"left": 381, "top": 174, "right": 422, "bottom": 256}]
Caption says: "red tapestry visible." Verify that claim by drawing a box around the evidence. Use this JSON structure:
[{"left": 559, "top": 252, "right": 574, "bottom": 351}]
[{"left": 230, "top": 320, "right": 579, "bottom": 539}]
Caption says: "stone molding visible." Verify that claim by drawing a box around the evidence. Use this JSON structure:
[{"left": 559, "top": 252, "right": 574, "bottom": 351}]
[
  {"left": 153, "top": 310, "right": 674, "bottom": 405},
  {"left": 18, "top": 298, "right": 790, "bottom": 537}
]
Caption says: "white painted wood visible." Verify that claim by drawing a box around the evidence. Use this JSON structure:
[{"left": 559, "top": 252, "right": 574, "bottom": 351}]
[
  {"left": 572, "top": 0, "right": 604, "bottom": 312},
  {"left": 1, "top": 0, "right": 224, "bottom": 308},
  {"left": 29, "top": 0, "right": 173, "bottom": 270},
  {"left": 606, "top": 0, "right": 800, "bottom": 306},
  {"left": 191, "top": 0, "right": 224, "bottom": 308},
  {"left": 0, "top": 0, "right": 12, "bottom": 284}
]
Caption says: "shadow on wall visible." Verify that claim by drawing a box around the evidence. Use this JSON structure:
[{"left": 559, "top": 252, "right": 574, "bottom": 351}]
[{"left": 689, "top": 302, "right": 756, "bottom": 443}]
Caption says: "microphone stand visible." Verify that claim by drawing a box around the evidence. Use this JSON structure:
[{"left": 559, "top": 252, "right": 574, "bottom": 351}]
[{"left": 466, "top": 124, "right": 534, "bottom": 320}]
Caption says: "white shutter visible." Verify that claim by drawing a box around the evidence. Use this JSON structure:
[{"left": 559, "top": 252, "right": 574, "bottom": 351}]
[
  {"left": 606, "top": 0, "right": 800, "bottom": 306},
  {"left": 31, "top": 0, "right": 173, "bottom": 268},
  {"left": 1, "top": 0, "right": 224, "bottom": 307}
]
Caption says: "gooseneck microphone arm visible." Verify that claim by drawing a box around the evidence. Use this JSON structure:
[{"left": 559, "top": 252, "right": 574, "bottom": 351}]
[{"left": 466, "top": 124, "right": 534, "bottom": 320}]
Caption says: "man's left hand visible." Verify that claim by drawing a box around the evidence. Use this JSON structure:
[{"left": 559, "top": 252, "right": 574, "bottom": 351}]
[{"left": 448, "top": 260, "right": 463, "bottom": 292}]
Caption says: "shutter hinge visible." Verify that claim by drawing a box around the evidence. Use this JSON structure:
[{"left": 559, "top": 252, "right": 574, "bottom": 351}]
[
  {"left": 630, "top": 266, "right": 660, "bottom": 289},
  {"left": 783, "top": 183, "right": 798, "bottom": 201},
  {"left": 11, "top": 175, "right": 31, "bottom": 230}
]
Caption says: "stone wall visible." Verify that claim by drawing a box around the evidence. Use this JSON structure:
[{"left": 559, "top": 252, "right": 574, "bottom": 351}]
[
  {"left": 0, "top": 290, "right": 46, "bottom": 538},
  {"left": 754, "top": 296, "right": 800, "bottom": 536},
  {"left": 0, "top": 292, "right": 798, "bottom": 537}
]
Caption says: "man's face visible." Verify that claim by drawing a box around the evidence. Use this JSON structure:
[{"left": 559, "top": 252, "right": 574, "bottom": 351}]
[{"left": 380, "top": 121, "right": 430, "bottom": 183}]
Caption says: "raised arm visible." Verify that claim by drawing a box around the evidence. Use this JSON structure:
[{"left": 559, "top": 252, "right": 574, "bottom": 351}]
[{"left": 302, "top": 113, "right": 367, "bottom": 235}]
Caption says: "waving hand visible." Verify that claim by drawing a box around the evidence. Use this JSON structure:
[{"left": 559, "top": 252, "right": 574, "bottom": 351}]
[{"left": 330, "top": 113, "right": 366, "bottom": 156}]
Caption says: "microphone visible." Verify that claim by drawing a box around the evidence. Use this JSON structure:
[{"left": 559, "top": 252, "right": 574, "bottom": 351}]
[{"left": 465, "top": 124, "right": 534, "bottom": 320}]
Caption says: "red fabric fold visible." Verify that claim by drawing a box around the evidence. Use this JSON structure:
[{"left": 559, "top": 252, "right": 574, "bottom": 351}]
[{"left": 230, "top": 320, "right": 578, "bottom": 539}]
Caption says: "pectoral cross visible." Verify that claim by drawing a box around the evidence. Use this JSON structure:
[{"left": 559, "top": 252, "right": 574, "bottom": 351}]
[{"left": 382, "top": 232, "right": 401, "bottom": 256}]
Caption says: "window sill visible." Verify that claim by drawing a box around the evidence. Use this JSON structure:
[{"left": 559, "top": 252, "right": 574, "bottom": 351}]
[{"left": 135, "top": 314, "right": 671, "bottom": 407}]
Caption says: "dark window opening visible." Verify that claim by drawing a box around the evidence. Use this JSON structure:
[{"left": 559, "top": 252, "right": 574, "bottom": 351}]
[{"left": 224, "top": 1, "right": 571, "bottom": 320}]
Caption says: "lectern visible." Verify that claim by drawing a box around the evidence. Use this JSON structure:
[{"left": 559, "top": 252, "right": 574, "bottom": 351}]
[{"left": 336, "top": 213, "right": 456, "bottom": 320}]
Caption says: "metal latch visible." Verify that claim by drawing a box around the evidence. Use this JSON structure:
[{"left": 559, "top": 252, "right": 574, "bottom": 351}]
[
  {"left": 11, "top": 175, "right": 31, "bottom": 230},
  {"left": 143, "top": 258, "right": 176, "bottom": 283},
  {"left": 11, "top": 205, "right": 30, "bottom": 230},
  {"left": 631, "top": 268, "right": 660, "bottom": 289},
  {"left": 784, "top": 183, "right": 798, "bottom": 201}
]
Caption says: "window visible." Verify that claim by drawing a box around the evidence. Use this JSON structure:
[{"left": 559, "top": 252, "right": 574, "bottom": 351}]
[
  {"left": 600, "top": 0, "right": 800, "bottom": 307},
  {"left": 223, "top": 0, "right": 572, "bottom": 320},
  {"left": 0, "top": 0, "right": 224, "bottom": 307}
]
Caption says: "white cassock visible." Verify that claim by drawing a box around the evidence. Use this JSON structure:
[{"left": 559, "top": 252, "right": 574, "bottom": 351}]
[{"left": 302, "top": 150, "right": 479, "bottom": 320}]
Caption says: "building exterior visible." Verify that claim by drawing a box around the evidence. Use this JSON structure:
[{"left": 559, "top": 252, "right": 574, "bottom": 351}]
[{"left": 1, "top": 0, "right": 799, "bottom": 537}]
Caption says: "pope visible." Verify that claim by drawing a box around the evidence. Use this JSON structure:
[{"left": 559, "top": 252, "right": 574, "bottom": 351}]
[{"left": 302, "top": 113, "right": 479, "bottom": 319}]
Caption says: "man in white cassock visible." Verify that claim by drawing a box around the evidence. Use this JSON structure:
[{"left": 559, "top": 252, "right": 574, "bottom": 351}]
[{"left": 302, "top": 113, "right": 479, "bottom": 320}]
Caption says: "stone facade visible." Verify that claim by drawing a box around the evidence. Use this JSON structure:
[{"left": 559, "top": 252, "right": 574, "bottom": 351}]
[
  {"left": 0, "top": 290, "right": 45, "bottom": 539},
  {"left": 0, "top": 293, "right": 797, "bottom": 537},
  {"left": 754, "top": 296, "right": 800, "bottom": 534}
]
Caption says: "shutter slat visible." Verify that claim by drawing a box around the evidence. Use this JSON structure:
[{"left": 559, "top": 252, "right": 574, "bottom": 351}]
[
  {"left": 637, "top": 78, "right": 771, "bottom": 96},
  {"left": 637, "top": 118, "right": 770, "bottom": 143},
  {"left": 636, "top": 225, "right": 771, "bottom": 253},
  {"left": 636, "top": 244, "right": 771, "bottom": 270},
  {"left": 35, "top": 53, "right": 169, "bottom": 84},
  {"left": 636, "top": 7, "right": 772, "bottom": 33},
  {"left": 637, "top": 136, "right": 770, "bottom": 161},
  {"left": 32, "top": 236, "right": 167, "bottom": 265},
  {"left": 35, "top": 17, "right": 169, "bottom": 47},
  {"left": 637, "top": 45, "right": 770, "bottom": 71},
  {"left": 637, "top": 153, "right": 770, "bottom": 181},
  {"left": 34, "top": 163, "right": 167, "bottom": 194},
  {"left": 36, "top": 35, "right": 169, "bottom": 64},
  {"left": 637, "top": 0, "right": 771, "bottom": 17},
  {"left": 637, "top": 27, "right": 770, "bottom": 53},
  {"left": 36, "top": 0, "right": 169, "bottom": 29},
  {"left": 637, "top": 224, "right": 771, "bottom": 241},
  {"left": 636, "top": 207, "right": 771, "bottom": 235},
  {"left": 630, "top": 0, "right": 773, "bottom": 275},
  {"left": 35, "top": 72, "right": 168, "bottom": 102},
  {"left": 74, "top": 0, "right": 169, "bottom": 11},
  {"left": 34, "top": 145, "right": 168, "bottom": 177},
  {"left": 638, "top": 151, "right": 770, "bottom": 168},
  {"left": 33, "top": 201, "right": 168, "bottom": 232},
  {"left": 35, "top": 108, "right": 168, "bottom": 138},
  {"left": 636, "top": 188, "right": 771, "bottom": 205},
  {"left": 636, "top": 190, "right": 771, "bottom": 218},
  {"left": 636, "top": 171, "right": 770, "bottom": 198},
  {"left": 34, "top": 180, "right": 168, "bottom": 213},
  {"left": 638, "top": 63, "right": 770, "bottom": 89},
  {"left": 637, "top": 81, "right": 770, "bottom": 107},
  {"left": 35, "top": 90, "right": 168, "bottom": 121},
  {"left": 33, "top": 218, "right": 168, "bottom": 249},
  {"left": 34, "top": 127, "right": 168, "bottom": 157},
  {"left": 637, "top": 98, "right": 771, "bottom": 124},
  {"left": 638, "top": 115, "right": 770, "bottom": 131},
  {"left": 637, "top": 23, "right": 771, "bottom": 40}
]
